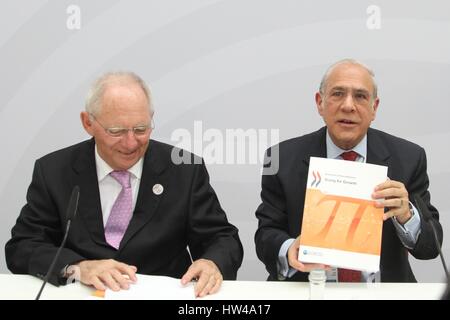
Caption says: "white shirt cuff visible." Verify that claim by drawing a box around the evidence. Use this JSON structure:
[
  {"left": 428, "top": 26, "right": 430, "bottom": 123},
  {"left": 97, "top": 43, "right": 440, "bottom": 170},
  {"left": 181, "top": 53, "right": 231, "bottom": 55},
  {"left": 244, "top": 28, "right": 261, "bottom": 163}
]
[{"left": 277, "top": 238, "right": 298, "bottom": 279}]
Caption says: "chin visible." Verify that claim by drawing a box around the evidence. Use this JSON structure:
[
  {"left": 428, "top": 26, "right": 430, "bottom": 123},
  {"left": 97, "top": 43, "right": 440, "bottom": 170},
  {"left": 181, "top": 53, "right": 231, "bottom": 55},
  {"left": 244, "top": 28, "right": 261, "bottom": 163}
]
[
  {"left": 113, "top": 158, "right": 138, "bottom": 170},
  {"left": 123, "top": 159, "right": 139, "bottom": 168},
  {"left": 335, "top": 134, "right": 359, "bottom": 149}
]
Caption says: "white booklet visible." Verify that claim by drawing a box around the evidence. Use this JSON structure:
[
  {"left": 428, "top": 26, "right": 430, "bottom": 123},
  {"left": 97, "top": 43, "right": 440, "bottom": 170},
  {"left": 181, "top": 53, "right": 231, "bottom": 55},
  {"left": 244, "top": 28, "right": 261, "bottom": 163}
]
[
  {"left": 298, "top": 157, "right": 387, "bottom": 272},
  {"left": 91, "top": 274, "right": 196, "bottom": 300}
]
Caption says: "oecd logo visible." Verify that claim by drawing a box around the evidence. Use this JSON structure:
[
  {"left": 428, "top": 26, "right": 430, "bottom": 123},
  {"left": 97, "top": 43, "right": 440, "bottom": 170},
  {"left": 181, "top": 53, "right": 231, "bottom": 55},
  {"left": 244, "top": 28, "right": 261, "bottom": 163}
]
[{"left": 310, "top": 171, "right": 322, "bottom": 188}]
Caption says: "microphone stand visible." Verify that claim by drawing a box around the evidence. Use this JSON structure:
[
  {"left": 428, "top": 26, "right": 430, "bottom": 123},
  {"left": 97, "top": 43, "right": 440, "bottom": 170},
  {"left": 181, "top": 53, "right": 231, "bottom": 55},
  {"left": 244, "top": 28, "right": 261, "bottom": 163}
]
[{"left": 35, "top": 220, "right": 72, "bottom": 300}]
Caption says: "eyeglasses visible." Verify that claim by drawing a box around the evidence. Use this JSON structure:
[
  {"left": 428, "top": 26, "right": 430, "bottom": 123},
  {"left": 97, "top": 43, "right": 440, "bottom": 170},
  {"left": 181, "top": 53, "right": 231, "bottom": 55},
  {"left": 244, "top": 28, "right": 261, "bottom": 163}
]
[
  {"left": 90, "top": 114, "right": 154, "bottom": 138},
  {"left": 325, "top": 87, "right": 373, "bottom": 106}
]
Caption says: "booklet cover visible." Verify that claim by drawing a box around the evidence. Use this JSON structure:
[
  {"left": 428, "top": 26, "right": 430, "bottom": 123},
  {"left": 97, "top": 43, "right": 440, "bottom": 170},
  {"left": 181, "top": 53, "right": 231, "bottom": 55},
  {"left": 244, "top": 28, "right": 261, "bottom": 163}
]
[{"left": 298, "top": 157, "right": 388, "bottom": 272}]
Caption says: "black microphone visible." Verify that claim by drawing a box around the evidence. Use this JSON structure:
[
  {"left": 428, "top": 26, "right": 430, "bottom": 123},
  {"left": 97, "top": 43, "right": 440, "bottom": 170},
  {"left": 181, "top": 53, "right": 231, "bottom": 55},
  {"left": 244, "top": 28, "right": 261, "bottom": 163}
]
[
  {"left": 35, "top": 185, "right": 80, "bottom": 300},
  {"left": 413, "top": 194, "right": 449, "bottom": 283}
]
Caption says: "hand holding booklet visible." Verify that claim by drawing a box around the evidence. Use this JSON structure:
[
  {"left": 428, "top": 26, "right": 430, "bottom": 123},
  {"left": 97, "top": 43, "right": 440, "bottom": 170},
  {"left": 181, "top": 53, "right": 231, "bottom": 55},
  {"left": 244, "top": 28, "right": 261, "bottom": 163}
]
[{"left": 298, "top": 157, "right": 387, "bottom": 272}]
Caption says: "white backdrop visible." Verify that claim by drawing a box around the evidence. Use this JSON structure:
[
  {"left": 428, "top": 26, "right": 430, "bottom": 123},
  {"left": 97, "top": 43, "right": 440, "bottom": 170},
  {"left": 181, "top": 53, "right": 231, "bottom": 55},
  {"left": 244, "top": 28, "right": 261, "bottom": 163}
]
[{"left": 0, "top": 0, "right": 449, "bottom": 282}]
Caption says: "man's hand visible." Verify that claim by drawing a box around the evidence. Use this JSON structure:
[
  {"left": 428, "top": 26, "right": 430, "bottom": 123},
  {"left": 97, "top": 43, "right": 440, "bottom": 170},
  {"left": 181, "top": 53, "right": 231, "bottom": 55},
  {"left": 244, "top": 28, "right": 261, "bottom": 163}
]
[
  {"left": 288, "top": 235, "right": 330, "bottom": 272},
  {"left": 181, "top": 259, "right": 223, "bottom": 298},
  {"left": 373, "top": 179, "right": 411, "bottom": 224},
  {"left": 76, "top": 259, "right": 137, "bottom": 291}
]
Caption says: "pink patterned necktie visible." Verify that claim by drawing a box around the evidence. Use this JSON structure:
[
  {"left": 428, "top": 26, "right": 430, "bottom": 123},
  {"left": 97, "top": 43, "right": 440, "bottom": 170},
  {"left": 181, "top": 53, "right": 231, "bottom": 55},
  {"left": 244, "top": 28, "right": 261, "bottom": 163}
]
[
  {"left": 104, "top": 170, "right": 132, "bottom": 249},
  {"left": 338, "top": 150, "right": 362, "bottom": 282}
]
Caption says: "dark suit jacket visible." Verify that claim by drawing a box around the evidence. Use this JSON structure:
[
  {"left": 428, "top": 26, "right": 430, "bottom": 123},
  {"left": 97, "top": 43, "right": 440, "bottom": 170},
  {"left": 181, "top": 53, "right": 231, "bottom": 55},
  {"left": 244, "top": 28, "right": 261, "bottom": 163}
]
[
  {"left": 5, "top": 139, "right": 243, "bottom": 286},
  {"left": 255, "top": 127, "right": 442, "bottom": 282}
]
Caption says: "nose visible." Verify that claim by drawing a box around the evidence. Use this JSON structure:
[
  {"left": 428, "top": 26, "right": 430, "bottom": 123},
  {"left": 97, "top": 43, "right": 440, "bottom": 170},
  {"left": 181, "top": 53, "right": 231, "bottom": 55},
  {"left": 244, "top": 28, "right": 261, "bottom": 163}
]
[
  {"left": 341, "top": 93, "right": 356, "bottom": 112},
  {"left": 121, "top": 130, "right": 139, "bottom": 149}
]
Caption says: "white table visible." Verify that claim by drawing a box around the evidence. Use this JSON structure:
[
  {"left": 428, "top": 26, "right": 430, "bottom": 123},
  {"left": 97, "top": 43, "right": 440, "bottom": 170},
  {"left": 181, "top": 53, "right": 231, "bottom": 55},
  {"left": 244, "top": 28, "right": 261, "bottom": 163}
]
[{"left": 0, "top": 274, "right": 446, "bottom": 300}]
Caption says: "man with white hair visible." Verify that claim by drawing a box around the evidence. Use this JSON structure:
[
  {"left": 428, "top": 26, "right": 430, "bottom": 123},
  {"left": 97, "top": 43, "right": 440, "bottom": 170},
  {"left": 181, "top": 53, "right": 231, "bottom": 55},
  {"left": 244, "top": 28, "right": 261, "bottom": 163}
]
[{"left": 6, "top": 71, "right": 243, "bottom": 297}]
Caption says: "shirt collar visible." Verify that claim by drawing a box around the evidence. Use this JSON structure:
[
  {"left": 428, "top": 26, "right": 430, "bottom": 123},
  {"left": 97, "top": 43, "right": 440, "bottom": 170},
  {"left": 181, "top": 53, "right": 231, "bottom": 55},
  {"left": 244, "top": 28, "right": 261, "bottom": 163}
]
[
  {"left": 94, "top": 144, "right": 144, "bottom": 182},
  {"left": 326, "top": 129, "right": 367, "bottom": 162}
]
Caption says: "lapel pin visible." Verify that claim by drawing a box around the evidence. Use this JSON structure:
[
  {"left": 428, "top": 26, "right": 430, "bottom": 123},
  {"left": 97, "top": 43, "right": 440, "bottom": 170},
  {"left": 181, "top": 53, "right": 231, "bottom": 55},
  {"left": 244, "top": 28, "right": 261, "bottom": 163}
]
[{"left": 152, "top": 184, "right": 164, "bottom": 195}]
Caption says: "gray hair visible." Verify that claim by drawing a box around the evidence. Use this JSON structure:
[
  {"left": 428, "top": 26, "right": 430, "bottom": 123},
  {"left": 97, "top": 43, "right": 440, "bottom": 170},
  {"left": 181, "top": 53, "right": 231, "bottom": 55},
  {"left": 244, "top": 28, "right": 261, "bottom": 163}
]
[
  {"left": 85, "top": 71, "right": 153, "bottom": 116},
  {"left": 319, "top": 59, "right": 378, "bottom": 99}
]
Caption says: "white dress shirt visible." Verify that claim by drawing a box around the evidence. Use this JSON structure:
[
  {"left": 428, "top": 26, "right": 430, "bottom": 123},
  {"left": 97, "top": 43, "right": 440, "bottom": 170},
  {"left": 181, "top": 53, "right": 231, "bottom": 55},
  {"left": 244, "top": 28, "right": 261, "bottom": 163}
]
[{"left": 94, "top": 145, "right": 143, "bottom": 226}]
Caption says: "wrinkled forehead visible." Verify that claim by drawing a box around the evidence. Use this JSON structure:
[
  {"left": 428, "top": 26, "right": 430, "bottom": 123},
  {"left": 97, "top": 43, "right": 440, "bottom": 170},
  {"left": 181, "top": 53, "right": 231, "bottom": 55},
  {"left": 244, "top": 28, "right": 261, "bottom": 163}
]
[
  {"left": 99, "top": 84, "right": 151, "bottom": 121},
  {"left": 103, "top": 82, "right": 147, "bottom": 102},
  {"left": 325, "top": 64, "right": 375, "bottom": 93}
]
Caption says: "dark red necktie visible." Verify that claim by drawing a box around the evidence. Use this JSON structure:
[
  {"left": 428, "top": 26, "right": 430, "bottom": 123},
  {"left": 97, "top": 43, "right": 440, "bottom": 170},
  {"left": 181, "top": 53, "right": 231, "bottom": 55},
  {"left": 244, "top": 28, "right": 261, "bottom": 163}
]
[
  {"left": 338, "top": 150, "right": 362, "bottom": 282},
  {"left": 340, "top": 150, "right": 359, "bottom": 162}
]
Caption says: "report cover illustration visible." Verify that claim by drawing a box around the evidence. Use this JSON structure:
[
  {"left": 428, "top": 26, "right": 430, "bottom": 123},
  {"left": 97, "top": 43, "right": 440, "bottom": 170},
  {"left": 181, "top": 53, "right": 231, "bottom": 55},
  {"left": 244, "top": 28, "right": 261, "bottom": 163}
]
[{"left": 298, "top": 157, "right": 387, "bottom": 272}]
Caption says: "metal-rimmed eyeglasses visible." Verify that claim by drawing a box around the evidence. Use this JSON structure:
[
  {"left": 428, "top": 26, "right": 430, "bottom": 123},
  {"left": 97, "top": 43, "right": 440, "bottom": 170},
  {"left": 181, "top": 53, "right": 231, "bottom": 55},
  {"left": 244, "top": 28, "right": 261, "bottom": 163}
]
[{"left": 89, "top": 113, "right": 154, "bottom": 138}]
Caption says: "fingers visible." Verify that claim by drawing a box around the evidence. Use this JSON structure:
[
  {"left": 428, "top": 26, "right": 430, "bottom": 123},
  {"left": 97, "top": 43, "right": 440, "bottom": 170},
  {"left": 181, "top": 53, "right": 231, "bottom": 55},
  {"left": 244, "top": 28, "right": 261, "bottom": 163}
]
[
  {"left": 90, "top": 276, "right": 106, "bottom": 291},
  {"left": 374, "top": 197, "right": 405, "bottom": 209},
  {"left": 289, "top": 249, "right": 311, "bottom": 271},
  {"left": 373, "top": 188, "right": 406, "bottom": 200},
  {"left": 181, "top": 263, "right": 200, "bottom": 285},
  {"left": 196, "top": 273, "right": 223, "bottom": 298},
  {"left": 378, "top": 200, "right": 411, "bottom": 223},
  {"left": 78, "top": 259, "right": 138, "bottom": 291},
  {"left": 382, "top": 207, "right": 403, "bottom": 220},
  {"left": 209, "top": 276, "right": 222, "bottom": 295},
  {"left": 373, "top": 179, "right": 408, "bottom": 209},
  {"left": 100, "top": 272, "right": 122, "bottom": 291},
  {"left": 110, "top": 268, "right": 133, "bottom": 290},
  {"left": 181, "top": 259, "right": 223, "bottom": 298},
  {"left": 195, "top": 273, "right": 222, "bottom": 298},
  {"left": 373, "top": 179, "right": 411, "bottom": 223},
  {"left": 116, "top": 263, "right": 138, "bottom": 283},
  {"left": 373, "top": 179, "right": 407, "bottom": 197},
  {"left": 287, "top": 235, "right": 301, "bottom": 268},
  {"left": 287, "top": 235, "right": 330, "bottom": 272},
  {"left": 287, "top": 236, "right": 305, "bottom": 271},
  {"left": 374, "top": 179, "right": 402, "bottom": 191},
  {"left": 289, "top": 256, "right": 330, "bottom": 272},
  {"left": 292, "top": 260, "right": 329, "bottom": 272}
]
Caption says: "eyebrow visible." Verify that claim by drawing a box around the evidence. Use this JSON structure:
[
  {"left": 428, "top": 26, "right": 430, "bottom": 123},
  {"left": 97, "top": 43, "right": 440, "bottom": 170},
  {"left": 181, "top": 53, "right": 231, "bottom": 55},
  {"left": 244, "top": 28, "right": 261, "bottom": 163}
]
[
  {"left": 109, "top": 123, "right": 150, "bottom": 128},
  {"left": 330, "top": 86, "right": 370, "bottom": 95}
]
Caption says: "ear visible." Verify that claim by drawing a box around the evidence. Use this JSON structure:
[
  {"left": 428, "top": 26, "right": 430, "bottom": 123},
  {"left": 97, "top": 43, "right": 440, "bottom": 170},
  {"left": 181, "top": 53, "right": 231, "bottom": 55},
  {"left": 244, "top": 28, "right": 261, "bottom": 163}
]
[
  {"left": 80, "top": 112, "right": 94, "bottom": 136},
  {"left": 315, "top": 92, "right": 324, "bottom": 116},
  {"left": 371, "top": 97, "right": 380, "bottom": 120}
]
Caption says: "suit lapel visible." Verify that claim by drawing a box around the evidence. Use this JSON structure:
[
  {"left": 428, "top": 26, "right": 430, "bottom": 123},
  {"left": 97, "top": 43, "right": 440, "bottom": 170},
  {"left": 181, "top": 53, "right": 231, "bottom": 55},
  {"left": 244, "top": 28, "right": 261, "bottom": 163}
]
[
  {"left": 302, "top": 127, "right": 327, "bottom": 166},
  {"left": 72, "top": 139, "right": 109, "bottom": 247},
  {"left": 119, "top": 140, "right": 169, "bottom": 250},
  {"left": 366, "top": 128, "right": 391, "bottom": 172}
]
